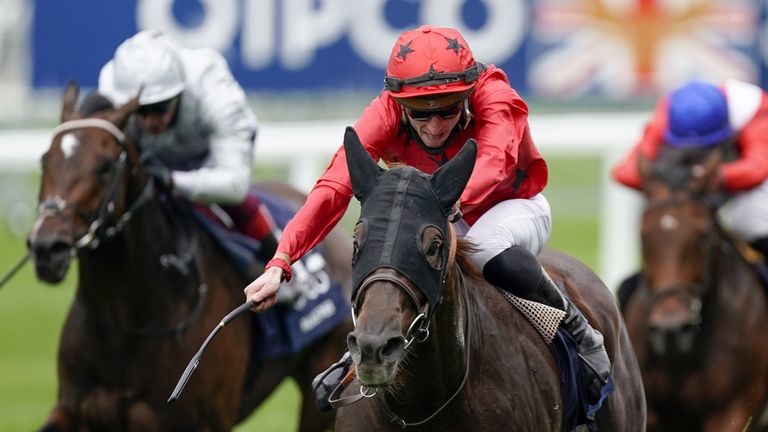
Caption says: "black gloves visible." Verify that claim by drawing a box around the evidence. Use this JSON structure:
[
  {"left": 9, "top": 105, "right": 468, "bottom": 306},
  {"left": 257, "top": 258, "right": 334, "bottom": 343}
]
[{"left": 144, "top": 163, "right": 174, "bottom": 191}]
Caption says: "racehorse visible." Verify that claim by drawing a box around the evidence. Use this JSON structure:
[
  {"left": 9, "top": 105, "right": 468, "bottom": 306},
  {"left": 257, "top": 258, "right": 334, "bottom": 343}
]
[
  {"left": 622, "top": 148, "right": 768, "bottom": 431},
  {"left": 333, "top": 127, "right": 645, "bottom": 431},
  {"left": 27, "top": 82, "right": 353, "bottom": 431}
]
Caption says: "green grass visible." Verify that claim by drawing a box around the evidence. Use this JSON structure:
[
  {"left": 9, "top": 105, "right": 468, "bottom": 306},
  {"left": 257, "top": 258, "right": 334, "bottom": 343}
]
[{"left": 0, "top": 155, "right": 601, "bottom": 431}]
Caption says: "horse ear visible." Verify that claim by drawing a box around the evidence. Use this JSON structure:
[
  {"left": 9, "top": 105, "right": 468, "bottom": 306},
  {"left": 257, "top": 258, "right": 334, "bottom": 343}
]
[
  {"left": 343, "top": 126, "right": 381, "bottom": 202},
  {"left": 110, "top": 94, "right": 140, "bottom": 129},
  {"left": 429, "top": 139, "right": 478, "bottom": 213},
  {"left": 61, "top": 81, "right": 80, "bottom": 122}
]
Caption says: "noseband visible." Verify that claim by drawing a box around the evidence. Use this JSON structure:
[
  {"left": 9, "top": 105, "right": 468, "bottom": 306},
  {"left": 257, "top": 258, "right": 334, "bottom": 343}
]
[{"left": 352, "top": 272, "right": 430, "bottom": 348}]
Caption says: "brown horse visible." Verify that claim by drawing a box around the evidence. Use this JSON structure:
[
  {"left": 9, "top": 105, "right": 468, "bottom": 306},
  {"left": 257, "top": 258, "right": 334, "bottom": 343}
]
[
  {"left": 623, "top": 149, "right": 768, "bottom": 431},
  {"left": 27, "top": 82, "right": 353, "bottom": 431},
  {"left": 333, "top": 127, "right": 645, "bottom": 431}
]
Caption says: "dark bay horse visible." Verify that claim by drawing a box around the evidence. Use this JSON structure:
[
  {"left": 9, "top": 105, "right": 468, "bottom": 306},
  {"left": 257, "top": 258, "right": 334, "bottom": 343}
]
[
  {"left": 333, "top": 127, "right": 645, "bottom": 431},
  {"left": 623, "top": 149, "right": 768, "bottom": 431},
  {"left": 27, "top": 82, "right": 353, "bottom": 431}
]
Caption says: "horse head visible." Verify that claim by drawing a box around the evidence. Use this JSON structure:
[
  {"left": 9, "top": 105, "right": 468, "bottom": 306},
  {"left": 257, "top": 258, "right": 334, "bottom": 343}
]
[
  {"left": 342, "top": 126, "right": 476, "bottom": 389},
  {"left": 638, "top": 147, "right": 722, "bottom": 359},
  {"left": 28, "top": 81, "right": 142, "bottom": 283}
]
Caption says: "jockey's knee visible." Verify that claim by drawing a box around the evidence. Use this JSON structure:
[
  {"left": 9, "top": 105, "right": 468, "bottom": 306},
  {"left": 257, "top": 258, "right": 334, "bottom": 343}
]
[{"left": 482, "top": 245, "right": 542, "bottom": 297}]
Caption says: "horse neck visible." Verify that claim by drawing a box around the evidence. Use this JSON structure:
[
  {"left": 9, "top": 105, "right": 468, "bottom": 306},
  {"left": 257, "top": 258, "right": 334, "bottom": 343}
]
[
  {"left": 75, "top": 190, "right": 195, "bottom": 313},
  {"left": 707, "top": 237, "right": 761, "bottom": 314}
]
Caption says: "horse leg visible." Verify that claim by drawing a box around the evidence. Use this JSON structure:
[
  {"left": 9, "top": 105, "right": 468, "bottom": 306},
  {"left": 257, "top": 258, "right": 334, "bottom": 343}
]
[{"left": 38, "top": 406, "right": 74, "bottom": 432}]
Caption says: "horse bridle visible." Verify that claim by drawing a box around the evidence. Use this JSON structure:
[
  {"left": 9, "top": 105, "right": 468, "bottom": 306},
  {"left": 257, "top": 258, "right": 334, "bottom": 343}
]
[
  {"left": 39, "top": 119, "right": 206, "bottom": 337},
  {"left": 352, "top": 272, "right": 431, "bottom": 349},
  {"left": 342, "top": 225, "right": 472, "bottom": 428},
  {"left": 40, "top": 119, "right": 154, "bottom": 250}
]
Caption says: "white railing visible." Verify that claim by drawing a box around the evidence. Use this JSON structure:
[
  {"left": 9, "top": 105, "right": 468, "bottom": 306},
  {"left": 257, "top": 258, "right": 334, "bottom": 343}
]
[{"left": 0, "top": 113, "right": 646, "bottom": 290}]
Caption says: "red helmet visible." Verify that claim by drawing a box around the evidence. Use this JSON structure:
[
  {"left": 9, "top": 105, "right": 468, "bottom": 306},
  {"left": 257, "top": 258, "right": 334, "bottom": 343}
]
[{"left": 385, "top": 25, "right": 481, "bottom": 110}]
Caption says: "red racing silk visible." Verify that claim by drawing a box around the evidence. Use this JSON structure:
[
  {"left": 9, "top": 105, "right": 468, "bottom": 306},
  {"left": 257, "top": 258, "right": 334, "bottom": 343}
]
[
  {"left": 612, "top": 80, "right": 768, "bottom": 192},
  {"left": 275, "top": 65, "right": 548, "bottom": 265}
]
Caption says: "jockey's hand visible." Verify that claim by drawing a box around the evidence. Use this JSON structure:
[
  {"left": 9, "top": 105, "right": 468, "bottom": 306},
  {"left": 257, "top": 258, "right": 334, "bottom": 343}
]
[
  {"left": 145, "top": 164, "right": 174, "bottom": 192},
  {"left": 244, "top": 266, "right": 283, "bottom": 312}
]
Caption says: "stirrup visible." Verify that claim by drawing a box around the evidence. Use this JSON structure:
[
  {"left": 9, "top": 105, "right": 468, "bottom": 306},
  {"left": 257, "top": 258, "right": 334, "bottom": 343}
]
[{"left": 312, "top": 352, "right": 353, "bottom": 412}]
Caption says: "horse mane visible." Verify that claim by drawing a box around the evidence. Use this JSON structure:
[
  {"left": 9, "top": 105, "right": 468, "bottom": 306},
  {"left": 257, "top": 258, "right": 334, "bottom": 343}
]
[
  {"left": 78, "top": 91, "right": 115, "bottom": 116},
  {"left": 451, "top": 238, "right": 483, "bottom": 282}
]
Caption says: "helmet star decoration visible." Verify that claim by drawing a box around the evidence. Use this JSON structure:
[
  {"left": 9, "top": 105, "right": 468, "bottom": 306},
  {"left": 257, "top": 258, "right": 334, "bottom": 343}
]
[
  {"left": 445, "top": 37, "right": 464, "bottom": 55},
  {"left": 397, "top": 41, "right": 415, "bottom": 60}
]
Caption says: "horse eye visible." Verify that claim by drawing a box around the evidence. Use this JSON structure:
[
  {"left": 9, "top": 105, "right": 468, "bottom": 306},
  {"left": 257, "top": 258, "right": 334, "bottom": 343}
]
[
  {"left": 421, "top": 226, "right": 444, "bottom": 269},
  {"left": 427, "top": 239, "right": 442, "bottom": 256},
  {"left": 96, "top": 160, "right": 113, "bottom": 181},
  {"left": 352, "top": 220, "right": 366, "bottom": 264}
]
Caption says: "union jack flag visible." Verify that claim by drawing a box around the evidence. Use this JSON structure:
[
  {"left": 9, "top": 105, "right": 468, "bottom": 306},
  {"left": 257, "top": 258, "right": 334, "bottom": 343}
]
[{"left": 528, "top": 0, "right": 759, "bottom": 99}]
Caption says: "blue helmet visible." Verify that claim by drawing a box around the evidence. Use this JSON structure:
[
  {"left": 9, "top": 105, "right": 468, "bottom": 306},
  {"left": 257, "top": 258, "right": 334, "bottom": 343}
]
[{"left": 664, "top": 80, "right": 732, "bottom": 148}]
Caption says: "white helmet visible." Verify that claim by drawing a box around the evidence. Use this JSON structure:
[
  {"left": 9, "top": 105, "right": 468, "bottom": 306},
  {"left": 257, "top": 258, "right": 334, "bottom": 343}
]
[{"left": 112, "top": 30, "right": 185, "bottom": 105}]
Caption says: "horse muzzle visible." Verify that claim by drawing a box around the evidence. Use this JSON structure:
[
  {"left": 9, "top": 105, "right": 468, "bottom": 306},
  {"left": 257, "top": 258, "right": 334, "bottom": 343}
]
[
  {"left": 347, "top": 330, "right": 406, "bottom": 387},
  {"left": 648, "top": 319, "right": 699, "bottom": 358},
  {"left": 28, "top": 224, "right": 75, "bottom": 284}
]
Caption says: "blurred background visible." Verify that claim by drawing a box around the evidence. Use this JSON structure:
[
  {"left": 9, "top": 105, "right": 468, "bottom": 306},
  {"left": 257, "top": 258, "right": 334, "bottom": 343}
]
[{"left": 0, "top": 0, "right": 764, "bottom": 430}]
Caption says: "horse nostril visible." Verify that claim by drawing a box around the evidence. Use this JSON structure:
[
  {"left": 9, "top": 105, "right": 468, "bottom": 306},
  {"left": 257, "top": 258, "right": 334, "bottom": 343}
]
[
  {"left": 380, "top": 337, "right": 405, "bottom": 360},
  {"left": 347, "top": 334, "right": 360, "bottom": 359},
  {"left": 50, "top": 241, "right": 72, "bottom": 255}
]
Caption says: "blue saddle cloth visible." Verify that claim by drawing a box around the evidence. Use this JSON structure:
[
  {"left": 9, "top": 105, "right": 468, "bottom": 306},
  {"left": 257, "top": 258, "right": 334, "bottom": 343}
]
[
  {"left": 549, "top": 328, "right": 614, "bottom": 432},
  {"left": 192, "top": 190, "right": 349, "bottom": 360}
]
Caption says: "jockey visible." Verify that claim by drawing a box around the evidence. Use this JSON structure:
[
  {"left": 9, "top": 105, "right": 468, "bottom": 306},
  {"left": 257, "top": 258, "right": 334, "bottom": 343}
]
[
  {"left": 243, "top": 25, "right": 612, "bottom": 409},
  {"left": 98, "top": 30, "right": 278, "bottom": 264},
  {"left": 613, "top": 79, "right": 768, "bottom": 304}
]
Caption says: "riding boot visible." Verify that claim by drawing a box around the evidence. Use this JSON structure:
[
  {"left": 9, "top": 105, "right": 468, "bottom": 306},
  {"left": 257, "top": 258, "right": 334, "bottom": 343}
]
[
  {"left": 311, "top": 351, "right": 353, "bottom": 412},
  {"left": 750, "top": 236, "right": 768, "bottom": 259},
  {"left": 530, "top": 271, "right": 611, "bottom": 403},
  {"left": 482, "top": 245, "right": 612, "bottom": 404}
]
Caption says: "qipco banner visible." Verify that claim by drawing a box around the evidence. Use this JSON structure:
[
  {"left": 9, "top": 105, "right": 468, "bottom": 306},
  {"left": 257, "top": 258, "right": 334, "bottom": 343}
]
[{"left": 32, "top": 0, "right": 766, "bottom": 99}]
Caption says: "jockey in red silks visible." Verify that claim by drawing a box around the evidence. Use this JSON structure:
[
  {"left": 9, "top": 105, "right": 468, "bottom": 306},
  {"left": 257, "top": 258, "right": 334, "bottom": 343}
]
[
  {"left": 614, "top": 79, "right": 768, "bottom": 260},
  {"left": 243, "top": 25, "right": 612, "bottom": 409},
  {"left": 98, "top": 30, "right": 278, "bottom": 264}
]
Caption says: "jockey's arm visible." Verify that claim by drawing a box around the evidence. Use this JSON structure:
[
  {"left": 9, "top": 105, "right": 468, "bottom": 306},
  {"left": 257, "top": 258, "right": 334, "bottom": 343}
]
[{"left": 172, "top": 49, "right": 258, "bottom": 205}]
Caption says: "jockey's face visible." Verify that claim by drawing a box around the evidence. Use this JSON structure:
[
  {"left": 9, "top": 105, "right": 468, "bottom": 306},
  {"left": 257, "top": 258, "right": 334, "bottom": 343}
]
[
  {"left": 136, "top": 96, "right": 179, "bottom": 135},
  {"left": 406, "top": 108, "right": 462, "bottom": 148}
]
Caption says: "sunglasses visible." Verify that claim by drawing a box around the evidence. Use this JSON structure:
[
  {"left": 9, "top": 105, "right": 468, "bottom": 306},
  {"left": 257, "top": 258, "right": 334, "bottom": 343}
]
[
  {"left": 137, "top": 98, "right": 177, "bottom": 116},
  {"left": 406, "top": 103, "right": 463, "bottom": 121}
]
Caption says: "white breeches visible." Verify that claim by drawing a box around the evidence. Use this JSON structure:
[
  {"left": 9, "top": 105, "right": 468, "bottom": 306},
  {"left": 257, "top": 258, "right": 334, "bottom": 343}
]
[
  {"left": 453, "top": 194, "right": 552, "bottom": 269},
  {"left": 718, "top": 178, "right": 768, "bottom": 242}
]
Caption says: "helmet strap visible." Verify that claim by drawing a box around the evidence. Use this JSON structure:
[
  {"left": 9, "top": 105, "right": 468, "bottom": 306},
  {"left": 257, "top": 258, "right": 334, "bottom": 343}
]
[{"left": 460, "top": 99, "right": 472, "bottom": 130}]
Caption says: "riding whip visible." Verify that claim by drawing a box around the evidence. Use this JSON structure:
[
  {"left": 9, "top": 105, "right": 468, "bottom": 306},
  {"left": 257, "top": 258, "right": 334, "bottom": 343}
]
[
  {"left": 0, "top": 253, "right": 29, "bottom": 290},
  {"left": 167, "top": 299, "right": 256, "bottom": 402}
]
